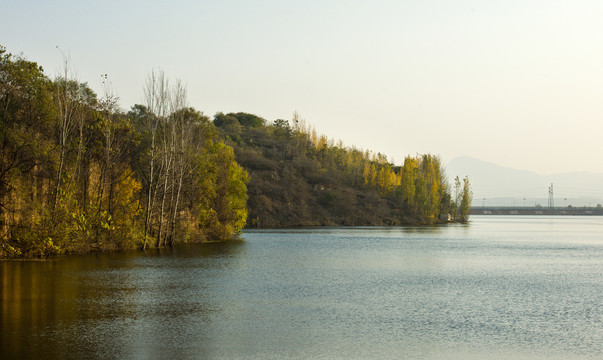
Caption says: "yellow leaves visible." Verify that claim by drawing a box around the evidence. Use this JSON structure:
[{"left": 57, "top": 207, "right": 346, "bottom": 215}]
[
  {"left": 0, "top": 242, "right": 22, "bottom": 258},
  {"left": 193, "top": 139, "right": 249, "bottom": 239},
  {"left": 113, "top": 171, "right": 142, "bottom": 216},
  {"left": 70, "top": 209, "right": 90, "bottom": 237},
  {"left": 98, "top": 211, "right": 115, "bottom": 231},
  {"left": 398, "top": 154, "right": 447, "bottom": 223},
  {"left": 362, "top": 163, "right": 378, "bottom": 187},
  {"left": 198, "top": 207, "right": 218, "bottom": 225},
  {"left": 42, "top": 237, "right": 60, "bottom": 256},
  {"left": 376, "top": 166, "right": 398, "bottom": 196}
]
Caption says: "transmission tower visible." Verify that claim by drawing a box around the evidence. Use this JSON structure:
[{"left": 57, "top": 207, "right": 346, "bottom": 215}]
[{"left": 548, "top": 183, "right": 554, "bottom": 211}]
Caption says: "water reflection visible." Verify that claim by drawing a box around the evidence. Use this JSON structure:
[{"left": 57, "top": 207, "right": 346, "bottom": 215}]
[
  {"left": 246, "top": 225, "right": 451, "bottom": 235},
  {"left": 2, "top": 219, "right": 602, "bottom": 359},
  {"left": 1, "top": 242, "right": 245, "bottom": 360}
]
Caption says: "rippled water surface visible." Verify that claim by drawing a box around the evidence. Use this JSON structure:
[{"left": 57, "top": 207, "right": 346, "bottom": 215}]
[{"left": 2, "top": 216, "right": 602, "bottom": 359}]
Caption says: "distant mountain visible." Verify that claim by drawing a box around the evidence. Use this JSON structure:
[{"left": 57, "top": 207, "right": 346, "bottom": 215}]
[{"left": 446, "top": 156, "right": 603, "bottom": 207}]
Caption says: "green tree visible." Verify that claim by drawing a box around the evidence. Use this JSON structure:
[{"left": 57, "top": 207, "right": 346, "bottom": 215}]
[
  {"left": 0, "top": 46, "right": 55, "bottom": 257},
  {"left": 400, "top": 156, "right": 418, "bottom": 215},
  {"left": 0, "top": 46, "right": 250, "bottom": 258},
  {"left": 458, "top": 176, "right": 472, "bottom": 223}
]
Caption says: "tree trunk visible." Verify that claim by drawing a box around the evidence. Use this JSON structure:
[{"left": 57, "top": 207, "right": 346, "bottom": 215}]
[
  {"left": 143, "top": 133, "right": 155, "bottom": 250},
  {"left": 169, "top": 170, "right": 184, "bottom": 246}
]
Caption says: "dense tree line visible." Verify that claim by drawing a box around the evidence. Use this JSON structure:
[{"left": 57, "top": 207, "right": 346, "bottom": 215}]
[
  {"left": 214, "top": 112, "right": 471, "bottom": 228},
  {"left": 0, "top": 45, "right": 471, "bottom": 258},
  {"left": 0, "top": 46, "right": 247, "bottom": 258}
]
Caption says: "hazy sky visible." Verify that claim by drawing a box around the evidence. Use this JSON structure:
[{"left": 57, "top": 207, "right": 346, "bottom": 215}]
[{"left": 3, "top": 0, "right": 603, "bottom": 174}]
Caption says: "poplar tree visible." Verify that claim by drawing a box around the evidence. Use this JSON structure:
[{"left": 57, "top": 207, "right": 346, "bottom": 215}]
[{"left": 459, "top": 176, "right": 472, "bottom": 223}]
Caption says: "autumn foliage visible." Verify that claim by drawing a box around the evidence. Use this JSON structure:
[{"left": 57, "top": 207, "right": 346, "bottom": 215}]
[
  {"left": 0, "top": 45, "right": 471, "bottom": 258},
  {"left": 0, "top": 46, "right": 248, "bottom": 258},
  {"left": 215, "top": 112, "right": 470, "bottom": 228}
]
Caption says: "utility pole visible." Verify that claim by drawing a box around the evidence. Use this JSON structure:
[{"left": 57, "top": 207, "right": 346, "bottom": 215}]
[{"left": 548, "top": 183, "right": 554, "bottom": 213}]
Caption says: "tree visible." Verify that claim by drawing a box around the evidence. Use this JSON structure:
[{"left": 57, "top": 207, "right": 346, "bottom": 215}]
[
  {"left": 141, "top": 69, "right": 169, "bottom": 250},
  {"left": 53, "top": 49, "right": 82, "bottom": 210},
  {"left": 458, "top": 176, "right": 472, "bottom": 223},
  {"left": 272, "top": 119, "right": 292, "bottom": 138},
  {"left": 0, "top": 46, "right": 54, "bottom": 254},
  {"left": 167, "top": 107, "right": 204, "bottom": 246},
  {"left": 400, "top": 156, "right": 418, "bottom": 215},
  {"left": 0, "top": 46, "right": 250, "bottom": 258}
]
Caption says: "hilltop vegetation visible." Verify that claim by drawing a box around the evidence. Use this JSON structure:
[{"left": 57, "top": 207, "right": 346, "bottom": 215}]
[{"left": 214, "top": 112, "right": 471, "bottom": 228}]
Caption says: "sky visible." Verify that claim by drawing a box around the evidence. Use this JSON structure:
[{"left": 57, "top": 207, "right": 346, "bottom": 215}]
[{"left": 3, "top": 0, "right": 603, "bottom": 175}]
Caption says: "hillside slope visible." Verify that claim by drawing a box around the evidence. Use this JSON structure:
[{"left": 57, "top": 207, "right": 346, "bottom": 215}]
[{"left": 215, "top": 113, "right": 469, "bottom": 227}]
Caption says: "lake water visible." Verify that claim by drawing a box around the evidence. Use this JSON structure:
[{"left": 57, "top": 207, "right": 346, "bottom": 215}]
[{"left": 1, "top": 216, "right": 602, "bottom": 359}]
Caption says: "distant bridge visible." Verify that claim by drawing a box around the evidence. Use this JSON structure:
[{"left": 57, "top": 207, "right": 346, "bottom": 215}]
[{"left": 470, "top": 206, "right": 603, "bottom": 216}]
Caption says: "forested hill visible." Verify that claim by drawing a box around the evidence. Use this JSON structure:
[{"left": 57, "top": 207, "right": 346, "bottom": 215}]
[
  {"left": 0, "top": 45, "right": 470, "bottom": 259},
  {"left": 214, "top": 112, "right": 471, "bottom": 228}
]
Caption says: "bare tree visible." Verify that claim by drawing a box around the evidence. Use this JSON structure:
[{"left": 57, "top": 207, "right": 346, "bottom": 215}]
[
  {"left": 142, "top": 70, "right": 169, "bottom": 250},
  {"left": 96, "top": 75, "right": 120, "bottom": 223},
  {"left": 155, "top": 111, "right": 174, "bottom": 247},
  {"left": 53, "top": 47, "right": 80, "bottom": 210},
  {"left": 167, "top": 81, "right": 189, "bottom": 246},
  {"left": 156, "top": 79, "right": 188, "bottom": 247}
]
